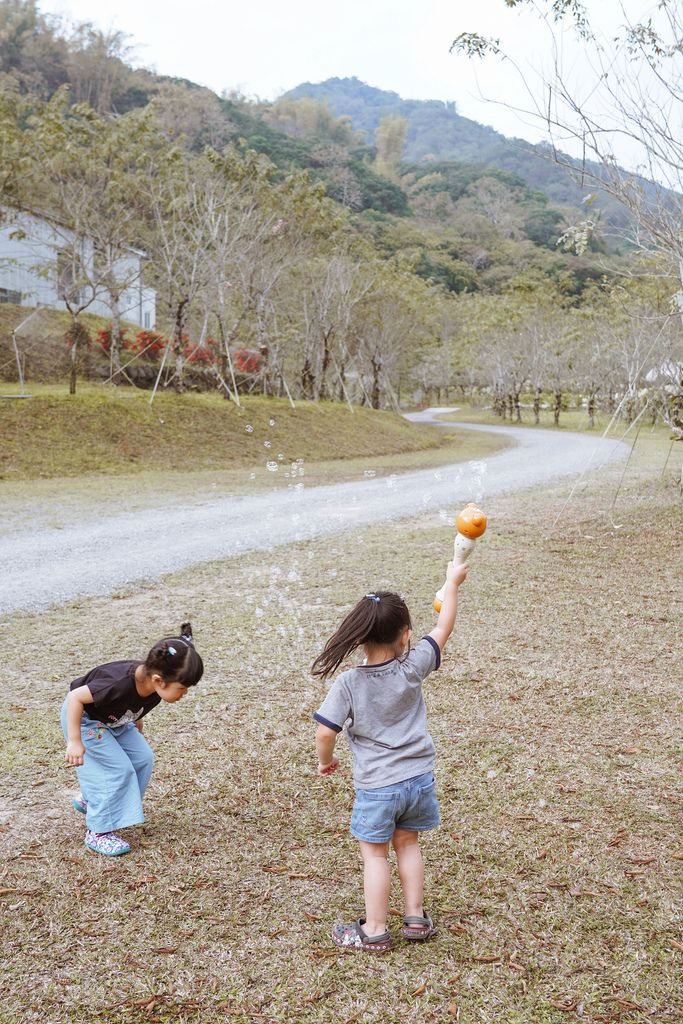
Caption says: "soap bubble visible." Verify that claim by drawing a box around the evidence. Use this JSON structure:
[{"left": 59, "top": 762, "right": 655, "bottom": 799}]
[
  {"left": 269, "top": 418, "right": 276, "bottom": 427},
  {"left": 266, "top": 461, "right": 278, "bottom": 472},
  {"left": 245, "top": 424, "right": 254, "bottom": 433},
  {"left": 255, "top": 607, "right": 264, "bottom": 618},
  {"left": 264, "top": 440, "right": 272, "bottom": 448},
  {"left": 363, "top": 469, "right": 376, "bottom": 478},
  {"left": 277, "top": 453, "right": 284, "bottom": 461}
]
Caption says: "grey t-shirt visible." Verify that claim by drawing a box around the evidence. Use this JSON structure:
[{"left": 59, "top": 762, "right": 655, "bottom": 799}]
[{"left": 313, "top": 636, "right": 441, "bottom": 789}]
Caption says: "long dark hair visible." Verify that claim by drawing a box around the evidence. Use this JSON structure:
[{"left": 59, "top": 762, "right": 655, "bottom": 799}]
[
  {"left": 144, "top": 622, "right": 204, "bottom": 686},
  {"left": 311, "top": 592, "right": 411, "bottom": 679}
]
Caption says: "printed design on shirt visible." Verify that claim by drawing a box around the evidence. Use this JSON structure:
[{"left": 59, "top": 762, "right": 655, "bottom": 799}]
[{"left": 106, "top": 708, "right": 144, "bottom": 728}]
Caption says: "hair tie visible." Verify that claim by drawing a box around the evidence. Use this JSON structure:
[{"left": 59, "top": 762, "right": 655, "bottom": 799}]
[
  {"left": 365, "top": 593, "right": 380, "bottom": 604},
  {"left": 166, "top": 646, "right": 177, "bottom": 657}
]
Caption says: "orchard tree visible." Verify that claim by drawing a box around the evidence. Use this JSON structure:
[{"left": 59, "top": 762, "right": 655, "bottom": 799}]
[{"left": 355, "top": 267, "right": 436, "bottom": 409}]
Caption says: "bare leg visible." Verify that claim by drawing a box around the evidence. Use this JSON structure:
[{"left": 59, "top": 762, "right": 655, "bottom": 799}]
[
  {"left": 358, "top": 840, "right": 390, "bottom": 936},
  {"left": 392, "top": 829, "right": 424, "bottom": 918}
]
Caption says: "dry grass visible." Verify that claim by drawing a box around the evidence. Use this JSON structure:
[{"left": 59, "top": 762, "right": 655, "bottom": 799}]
[{"left": 0, "top": 431, "right": 681, "bottom": 1024}]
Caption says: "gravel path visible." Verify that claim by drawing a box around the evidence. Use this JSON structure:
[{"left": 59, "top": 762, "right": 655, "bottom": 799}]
[{"left": 1, "top": 410, "right": 627, "bottom": 615}]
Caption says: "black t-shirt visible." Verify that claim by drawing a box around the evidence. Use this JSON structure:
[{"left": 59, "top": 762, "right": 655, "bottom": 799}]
[{"left": 70, "top": 660, "right": 161, "bottom": 727}]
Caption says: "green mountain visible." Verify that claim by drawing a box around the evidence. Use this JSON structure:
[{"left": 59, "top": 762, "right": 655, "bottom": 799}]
[{"left": 285, "top": 77, "right": 630, "bottom": 231}]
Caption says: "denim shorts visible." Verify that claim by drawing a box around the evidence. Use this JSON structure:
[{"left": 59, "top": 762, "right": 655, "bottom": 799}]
[{"left": 350, "top": 771, "right": 440, "bottom": 843}]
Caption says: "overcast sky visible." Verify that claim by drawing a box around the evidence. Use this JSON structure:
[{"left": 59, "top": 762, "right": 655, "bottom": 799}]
[{"left": 39, "top": 0, "right": 659, "bottom": 167}]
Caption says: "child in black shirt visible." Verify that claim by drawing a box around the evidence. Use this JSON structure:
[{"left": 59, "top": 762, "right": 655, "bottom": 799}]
[{"left": 61, "top": 623, "right": 203, "bottom": 856}]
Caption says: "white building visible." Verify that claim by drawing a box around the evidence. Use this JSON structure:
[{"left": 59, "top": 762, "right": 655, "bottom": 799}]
[{"left": 0, "top": 209, "right": 156, "bottom": 329}]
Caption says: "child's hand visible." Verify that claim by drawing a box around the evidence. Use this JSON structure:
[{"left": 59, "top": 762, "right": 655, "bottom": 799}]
[
  {"left": 318, "top": 757, "right": 339, "bottom": 777},
  {"left": 446, "top": 560, "right": 469, "bottom": 587},
  {"left": 65, "top": 740, "right": 86, "bottom": 766}
]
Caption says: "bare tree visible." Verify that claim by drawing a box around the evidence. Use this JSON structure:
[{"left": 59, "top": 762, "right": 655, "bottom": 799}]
[{"left": 453, "top": 0, "right": 683, "bottom": 450}]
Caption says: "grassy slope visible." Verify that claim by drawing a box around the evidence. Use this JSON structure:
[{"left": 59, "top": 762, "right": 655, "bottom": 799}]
[
  {"left": 0, "top": 386, "right": 475, "bottom": 481},
  {"left": 0, "top": 430, "right": 681, "bottom": 1023},
  {"left": 0, "top": 303, "right": 124, "bottom": 382}
]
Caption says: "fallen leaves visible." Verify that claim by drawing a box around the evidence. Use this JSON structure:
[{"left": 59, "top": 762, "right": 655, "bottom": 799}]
[
  {"left": 668, "top": 939, "right": 683, "bottom": 953},
  {"left": 129, "top": 875, "right": 157, "bottom": 889},
  {"left": 304, "top": 989, "right": 336, "bottom": 1004},
  {"left": 606, "top": 829, "right": 629, "bottom": 849},
  {"left": 411, "top": 981, "right": 427, "bottom": 997},
  {"left": 448, "top": 922, "right": 470, "bottom": 936}
]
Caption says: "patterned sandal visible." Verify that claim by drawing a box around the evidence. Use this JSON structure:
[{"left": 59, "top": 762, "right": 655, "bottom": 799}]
[
  {"left": 84, "top": 830, "right": 131, "bottom": 857},
  {"left": 72, "top": 796, "right": 87, "bottom": 815},
  {"left": 402, "top": 914, "right": 436, "bottom": 941},
  {"left": 331, "top": 919, "right": 393, "bottom": 953}
]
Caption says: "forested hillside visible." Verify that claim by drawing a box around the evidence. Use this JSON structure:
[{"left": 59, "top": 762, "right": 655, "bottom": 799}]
[
  {"left": 286, "top": 77, "right": 637, "bottom": 233},
  {"left": 0, "top": 0, "right": 680, "bottom": 435}
]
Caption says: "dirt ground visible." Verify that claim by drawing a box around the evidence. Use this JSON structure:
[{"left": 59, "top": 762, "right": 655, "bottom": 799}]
[{"left": 0, "top": 431, "right": 681, "bottom": 1024}]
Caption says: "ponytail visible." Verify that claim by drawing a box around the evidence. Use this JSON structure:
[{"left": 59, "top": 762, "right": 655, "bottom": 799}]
[
  {"left": 311, "top": 592, "right": 411, "bottom": 679},
  {"left": 145, "top": 621, "right": 204, "bottom": 686}
]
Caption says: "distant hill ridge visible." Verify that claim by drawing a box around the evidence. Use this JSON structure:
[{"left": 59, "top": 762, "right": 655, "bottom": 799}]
[{"left": 285, "top": 76, "right": 629, "bottom": 229}]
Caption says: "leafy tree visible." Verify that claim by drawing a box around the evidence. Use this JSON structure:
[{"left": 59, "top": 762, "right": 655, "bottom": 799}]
[{"left": 373, "top": 114, "right": 407, "bottom": 180}]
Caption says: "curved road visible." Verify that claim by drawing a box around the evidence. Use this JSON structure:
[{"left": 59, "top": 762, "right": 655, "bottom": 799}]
[{"left": 0, "top": 409, "right": 627, "bottom": 615}]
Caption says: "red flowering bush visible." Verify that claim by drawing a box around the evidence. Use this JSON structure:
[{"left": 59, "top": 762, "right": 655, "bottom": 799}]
[
  {"left": 232, "top": 347, "right": 262, "bottom": 374},
  {"left": 132, "top": 330, "right": 167, "bottom": 358},
  {"left": 94, "top": 326, "right": 132, "bottom": 353},
  {"left": 183, "top": 337, "right": 218, "bottom": 365}
]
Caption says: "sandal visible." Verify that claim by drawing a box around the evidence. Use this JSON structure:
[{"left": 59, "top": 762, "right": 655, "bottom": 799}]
[
  {"left": 331, "top": 919, "right": 393, "bottom": 953},
  {"left": 84, "top": 830, "right": 131, "bottom": 857},
  {"left": 402, "top": 913, "right": 436, "bottom": 941}
]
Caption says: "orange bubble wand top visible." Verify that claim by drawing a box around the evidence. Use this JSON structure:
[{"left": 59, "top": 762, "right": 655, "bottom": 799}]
[{"left": 434, "top": 503, "right": 487, "bottom": 613}]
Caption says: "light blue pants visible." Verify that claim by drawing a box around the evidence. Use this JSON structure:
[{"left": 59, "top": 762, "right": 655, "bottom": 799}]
[{"left": 61, "top": 699, "right": 154, "bottom": 833}]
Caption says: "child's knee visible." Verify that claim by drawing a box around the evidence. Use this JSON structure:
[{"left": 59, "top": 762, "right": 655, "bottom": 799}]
[
  {"left": 392, "top": 828, "right": 419, "bottom": 850},
  {"left": 359, "top": 840, "right": 390, "bottom": 861}
]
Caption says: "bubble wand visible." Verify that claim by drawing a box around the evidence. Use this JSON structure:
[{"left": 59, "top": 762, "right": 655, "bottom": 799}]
[{"left": 434, "top": 503, "right": 487, "bottom": 612}]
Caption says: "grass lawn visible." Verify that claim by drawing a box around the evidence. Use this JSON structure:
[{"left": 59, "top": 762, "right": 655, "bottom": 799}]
[
  {"left": 0, "top": 386, "right": 511, "bottom": 484},
  {"left": 0, "top": 421, "right": 681, "bottom": 1023},
  {"left": 437, "top": 402, "right": 663, "bottom": 437}
]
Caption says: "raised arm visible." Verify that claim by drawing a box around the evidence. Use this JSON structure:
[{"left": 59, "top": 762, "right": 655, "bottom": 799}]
[
  {"left": 64, "top": 684, "right": 94, "bottom": 766},
  {"left": 429, "top": 561, "right": 468, "bottom": 652}
]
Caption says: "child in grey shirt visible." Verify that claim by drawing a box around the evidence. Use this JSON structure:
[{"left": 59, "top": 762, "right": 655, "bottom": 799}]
[{"left": 312, "top": 560, "right": 468, "bottom": 953}]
